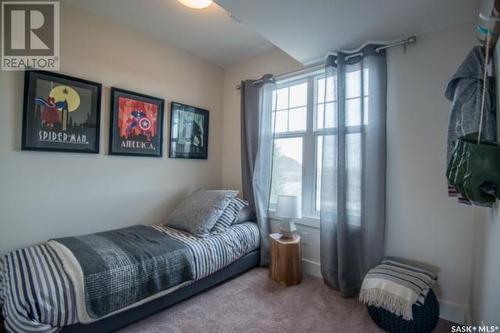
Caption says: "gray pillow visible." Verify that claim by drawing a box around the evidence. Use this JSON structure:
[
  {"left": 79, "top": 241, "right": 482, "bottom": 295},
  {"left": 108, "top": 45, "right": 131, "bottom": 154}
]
[
  {"left": 236, "top": 204, "right": 256, "bottom": 223},
  {"left": 165, "top": 189, "right": 238, "bottom": 237}
]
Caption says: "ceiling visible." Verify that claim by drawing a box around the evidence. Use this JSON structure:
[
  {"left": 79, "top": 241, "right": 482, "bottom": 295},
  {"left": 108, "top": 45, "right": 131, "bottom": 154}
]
[
  {"left": 215, "top": 0, "right": 477, "bottom": 64},
  {"left": 65, "top": 0, "right": 477, "bottom": 68},
  {"left": 63, "top": 0, "right": 274, "bottom": 68}
]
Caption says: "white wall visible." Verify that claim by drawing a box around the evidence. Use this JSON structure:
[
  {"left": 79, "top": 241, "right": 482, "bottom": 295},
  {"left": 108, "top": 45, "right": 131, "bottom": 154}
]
[
  {"left": 467, "top": 43, "right": 500, "bottom": 326},
  {"left": 0, "top": 2, "right": 224, "bottom": 255},
  {"left": 386, "top": 21, "right": 476, "bottom": 323},
  {"left": 221, "top": 21, "right": 477, "bottom": 323},
  {"left": 469, "top": 207, "right": 500, "bottom": 326}
]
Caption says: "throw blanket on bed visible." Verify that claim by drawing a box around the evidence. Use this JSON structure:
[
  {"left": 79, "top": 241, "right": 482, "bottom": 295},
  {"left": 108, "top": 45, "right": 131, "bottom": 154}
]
[
  {"left": 54, "top": 225, "right": 194, "bottom": 319},
  {"left": 359, "top": 260, "right": 437, "bottom": 320},
  {"left": 0, "top": 225, "right": 194, "bottom": 332}
]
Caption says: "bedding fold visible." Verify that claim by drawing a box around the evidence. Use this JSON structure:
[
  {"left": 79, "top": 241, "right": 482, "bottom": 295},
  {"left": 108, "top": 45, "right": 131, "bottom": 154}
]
[{"left": 54, "top": 225, "right": 194, "bottom": 319}]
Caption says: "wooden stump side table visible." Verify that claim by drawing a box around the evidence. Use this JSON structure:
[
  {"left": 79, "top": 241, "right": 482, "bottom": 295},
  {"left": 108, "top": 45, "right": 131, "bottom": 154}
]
[{"left": 269, "top": 233, "right": 302, "bottom": 286}]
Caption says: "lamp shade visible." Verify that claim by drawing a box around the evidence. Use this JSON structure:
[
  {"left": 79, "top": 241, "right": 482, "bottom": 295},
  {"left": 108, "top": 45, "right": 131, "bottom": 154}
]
[{"left": 276, "top": 195, "right": 302, "bottom": 219}]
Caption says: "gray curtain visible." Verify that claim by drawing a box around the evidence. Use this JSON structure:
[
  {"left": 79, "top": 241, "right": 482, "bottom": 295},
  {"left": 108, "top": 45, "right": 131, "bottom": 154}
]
[
  {"left": 320, "top": 45, "right": 387, "bottom": 297},
  {"left": 241, "top": 74, "right": 276, "bottom": 266}
]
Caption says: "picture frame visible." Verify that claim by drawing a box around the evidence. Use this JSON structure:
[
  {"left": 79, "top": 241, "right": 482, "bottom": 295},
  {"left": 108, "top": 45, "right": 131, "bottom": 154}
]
[
  {"left": 169, "top": 102, "right": 209, "bottom": 160},
  {"left": 22, "top": 70, "right": 102, "bottom": 153},
  {"left": 109, "top": 87, "right": 165, "bottom": 157}
]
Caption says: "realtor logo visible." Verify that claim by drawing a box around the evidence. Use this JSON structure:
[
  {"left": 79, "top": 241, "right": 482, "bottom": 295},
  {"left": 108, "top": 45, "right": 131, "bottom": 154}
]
[{"left": 1, "top": 1, "right": 60, "bottom": 70}]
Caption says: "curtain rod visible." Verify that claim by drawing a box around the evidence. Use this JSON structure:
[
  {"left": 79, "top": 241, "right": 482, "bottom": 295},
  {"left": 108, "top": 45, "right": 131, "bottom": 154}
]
[{"left": 235, "top": 36, "right": 416, "bottom": 90}]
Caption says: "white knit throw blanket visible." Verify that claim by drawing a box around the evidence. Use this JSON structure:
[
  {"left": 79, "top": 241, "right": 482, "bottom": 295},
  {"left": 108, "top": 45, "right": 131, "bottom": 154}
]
[{"left": 359, "top": 260, "right": 437, "bottom": 320}]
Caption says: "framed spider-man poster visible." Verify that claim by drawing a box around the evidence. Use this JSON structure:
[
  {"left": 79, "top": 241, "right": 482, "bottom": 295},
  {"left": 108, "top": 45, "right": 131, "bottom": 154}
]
[
  {"left": 22, "top": 70, "right": 102, "bottom": 153},
  {"left": 109, "top": 88, "right": 164, "bottom": 157}
]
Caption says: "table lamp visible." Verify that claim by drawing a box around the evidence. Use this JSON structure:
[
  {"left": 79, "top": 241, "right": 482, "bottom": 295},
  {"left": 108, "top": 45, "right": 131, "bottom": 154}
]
[{"left": 276, "top": 195, "right": 301, "bottom": 238}]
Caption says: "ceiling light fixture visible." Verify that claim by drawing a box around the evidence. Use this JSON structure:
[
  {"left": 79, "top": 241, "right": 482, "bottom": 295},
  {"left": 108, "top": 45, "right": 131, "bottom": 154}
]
[{"left": 178, "top": 0, "right": 212, "bottom": 9}]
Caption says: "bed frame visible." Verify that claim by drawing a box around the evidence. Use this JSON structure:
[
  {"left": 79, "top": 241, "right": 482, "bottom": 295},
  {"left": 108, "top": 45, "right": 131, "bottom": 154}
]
[{"left": 60, "top": 249, "right": 260, "bottom": 332}]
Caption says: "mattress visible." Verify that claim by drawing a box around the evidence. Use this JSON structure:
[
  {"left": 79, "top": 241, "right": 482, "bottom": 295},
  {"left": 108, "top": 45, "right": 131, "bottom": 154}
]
[{"left": 0, "top": 222, "right": 260, "bottom": 333}]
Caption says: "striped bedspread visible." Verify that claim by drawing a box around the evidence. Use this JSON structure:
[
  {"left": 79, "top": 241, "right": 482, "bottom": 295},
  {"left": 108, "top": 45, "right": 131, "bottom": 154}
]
[
  {"left": 0, "top": 222, "right": 260, "bottom": 333},
  {"left": 153, "top": 223, "right": 260, "bottom": 280},
  {"left": 359, "top": 260, "right": 437, "bottom": 320}
]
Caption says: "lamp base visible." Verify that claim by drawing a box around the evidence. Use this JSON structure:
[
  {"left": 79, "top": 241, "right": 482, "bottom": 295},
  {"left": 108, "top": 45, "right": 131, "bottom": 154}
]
[{"left": 279, "top": 219, "right": 297, "bottom": 238}]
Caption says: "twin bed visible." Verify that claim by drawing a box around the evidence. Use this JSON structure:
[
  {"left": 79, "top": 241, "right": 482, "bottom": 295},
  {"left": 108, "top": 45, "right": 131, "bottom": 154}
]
[{"left": 0, "top": 222, "right": 260, "bottom": 332}]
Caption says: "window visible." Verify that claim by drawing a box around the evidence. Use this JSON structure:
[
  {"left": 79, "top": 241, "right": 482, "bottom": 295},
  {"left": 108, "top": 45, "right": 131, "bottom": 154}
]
[
  {"left": 270, "top": 68, "right": 368, "bottom": 217},
  {"left": 270, "top": 82, "right": 307, "bottom": 205}
]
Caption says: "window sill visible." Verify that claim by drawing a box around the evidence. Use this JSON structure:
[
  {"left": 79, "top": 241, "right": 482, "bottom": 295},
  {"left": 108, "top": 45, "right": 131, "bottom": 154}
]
[{"left": 268, "top": 210, "right": 321, "bottom": 229}]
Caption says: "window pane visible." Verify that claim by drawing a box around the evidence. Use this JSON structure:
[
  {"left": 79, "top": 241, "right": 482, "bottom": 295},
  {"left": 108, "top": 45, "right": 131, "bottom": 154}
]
[
  {"left": 363, "top": 96, "right": 369, "bottom": 125},
  {"left": 316, "top": 103, "right": 324, "bottom": 129},
  {"left": 272, "top": 90, "right": 277, "bottom": 110},
  {"left": 315, "top": 135, "right": 362, "bottom": 216},
  {"left": 316, "top": 102, "right": 336, "bottom": 129},
  {"left": 317, "top": 77, "right": 335, "bottom": 103},
  {"left": 289, "top": 107, "right": 307, "bottom": 131},
  {"left": 271, "top": 137, "right": 303, "bottom": 204},
  {"left": 316, "top": 135, "right": 337, "bottom": 212},
  {"left": 316, "top": 136, "right": 323, "bottom": 211},
  {"left": 276, "top": 87, "right": 288, "bottom": 110},
  {"left": 289, "top": 82, "right": 307, "bottom": 107},
  {"left": 324, "top": 102, "right": 336, "bottom": 128},
  {"left": 346, "top": 70, "right": 361, "bottom": 98},
  {"left": 363, "top": 68, "right": 369, "bottom": 94},
  {"left": 346, "top": 98, "right": 361, "bottom": 126},
  {"left": 274, "top": 110, "right": 287, "bottom": 133},
  {"left": 346, "top": 133, "right": 361, "bottom": 219}
]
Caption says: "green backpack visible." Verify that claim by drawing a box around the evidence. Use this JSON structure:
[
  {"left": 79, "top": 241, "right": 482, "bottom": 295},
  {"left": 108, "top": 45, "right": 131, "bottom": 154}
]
[{"left": 447, "top": 133, "right": 500, "bottom": 204}]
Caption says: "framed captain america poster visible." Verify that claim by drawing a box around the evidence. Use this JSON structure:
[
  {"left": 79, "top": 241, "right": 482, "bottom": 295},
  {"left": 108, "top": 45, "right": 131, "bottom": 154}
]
[{"left": 109, "top": 88, "right": 164, "bottom": 157}]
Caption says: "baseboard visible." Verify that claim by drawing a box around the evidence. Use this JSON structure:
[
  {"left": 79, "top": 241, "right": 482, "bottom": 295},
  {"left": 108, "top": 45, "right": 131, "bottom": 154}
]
[
  {"left": 439, "top": 299, "right": 467, "bottom": 324},
  {"left": 302, "top": 258, "right": 321, "bottom": 278}
]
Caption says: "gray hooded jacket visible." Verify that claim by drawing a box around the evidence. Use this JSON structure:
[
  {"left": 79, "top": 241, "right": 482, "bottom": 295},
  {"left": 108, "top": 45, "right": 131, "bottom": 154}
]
[{"left": 445, "top": 46, "right": 496, "bottom": 163}]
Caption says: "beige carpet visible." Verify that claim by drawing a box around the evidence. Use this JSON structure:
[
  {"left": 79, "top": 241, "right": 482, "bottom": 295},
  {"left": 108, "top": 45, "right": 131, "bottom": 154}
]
[{"left": 119, "top": 268, "right": 454, "bottom": 333}]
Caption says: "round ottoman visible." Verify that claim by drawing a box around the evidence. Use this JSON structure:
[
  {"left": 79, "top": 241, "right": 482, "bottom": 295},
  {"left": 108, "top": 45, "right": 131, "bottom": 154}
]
[{"left": 367, "top": 289, "right": 439, "bottom": 333}]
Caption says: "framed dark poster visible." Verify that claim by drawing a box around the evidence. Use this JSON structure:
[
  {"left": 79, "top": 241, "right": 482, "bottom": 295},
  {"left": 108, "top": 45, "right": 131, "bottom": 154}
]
[
  {"left": 109, "top": 88, "right": 164, "bottom": 157},
  {"left": 169, "top": 102, "right": 209, "bottom": 159},
  {"left": 22, "top": 70, "right": 102, "bottom": 153}
]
